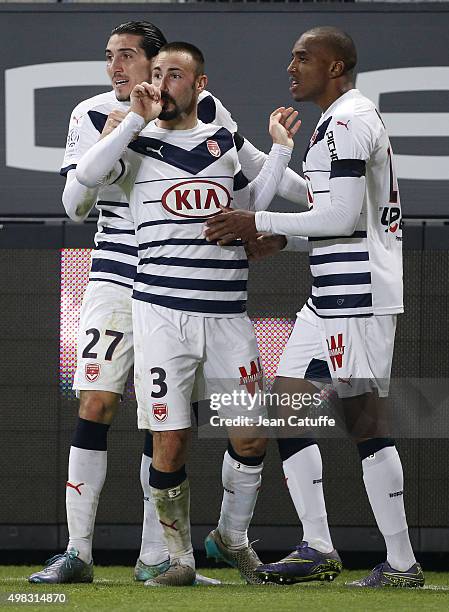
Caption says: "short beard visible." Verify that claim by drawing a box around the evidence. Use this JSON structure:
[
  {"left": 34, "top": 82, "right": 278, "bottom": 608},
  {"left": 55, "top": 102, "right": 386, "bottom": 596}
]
[{"left": 158, "top": 105, "right": 179, "bottom": 121}]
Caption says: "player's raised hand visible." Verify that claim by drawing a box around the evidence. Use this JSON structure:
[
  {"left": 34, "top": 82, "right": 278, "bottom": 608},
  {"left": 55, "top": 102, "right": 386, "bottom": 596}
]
[
  {"left": 130, "top": 82, "right": 163, "bottom": 124},
  {"left": 269, "top": 106, "right": 301, "bottom": 149},
  {"left": 100, "top": 110, "right": 127, "bottom": 139}
]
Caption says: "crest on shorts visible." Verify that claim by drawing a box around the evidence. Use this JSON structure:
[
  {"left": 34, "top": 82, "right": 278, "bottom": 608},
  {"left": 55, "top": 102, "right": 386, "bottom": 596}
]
[
  {"left": 152, "top": 402, "right": 168, "bottom": 422},
  {"left": 207, "top": 140, "right": 221, "bottom": 158},
  {"left": 85, "top": 363, "right": 100, "bottom": 382},
  {"left": 326, "top": 334, "right": 345, "bottom": 371}
]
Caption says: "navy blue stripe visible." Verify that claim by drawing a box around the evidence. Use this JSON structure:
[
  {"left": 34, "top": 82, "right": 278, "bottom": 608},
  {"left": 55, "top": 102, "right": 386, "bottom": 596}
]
[
  {"left": 135, "top": 273, "right": 247, "bottom": 292},
  {"left": 100, "top": 210, "right": 126, "bottom": 219},
  {"left": 137, "top": 219, "right": 203, "bottom": 230},
  {"left": 309, "top": 251, "right": 369, "bottom": 265},
  {"left": 313, "top": 272, "right": 371, "bottom": 288},
  {"left": 101, "top": 227, "right": 135, "bottom": 235},
  {"left": 91, "top": 258, "right": 136, "bottom": 280},
  {"left": 97, "top": 200, "right": 129, "bottom": 208},
  {"left": 234, "top": 170, "right": 249, "bottom": 191},
  {"left": 133, "top": 290, "right": 246, "bottom": 314},
  {"left": 330, "top": 159, "right": 366, "bottom": 179},
  {"left": 139, "top": 238, "right": 242, "bottom": 249},
  {"left": 309, "top": 231, "right": 367, "bottom": 243},
  {"left": 140, "top": 256, "right": 248, "bottom": 269},
  {"left": 197, "top": 95, "right": 217, "bottom": 123},
  {"left": 88, "top": 110, "right": 107, "bottom": 134},
  {"left": 304, "top": 358, "right": 331, "bottom": 381},
  {"left": 128, "top": 127, "right": 234, "bottom": 176},
  {"left": 311, "top": 293, "right": 372, "bottom": 310},
  {"left": 96, "top": 241, "right": 138, "bottom": 257},
  {"left": 234, "top": 132, "right": 245, "bottom": 152},
  {"left": 90, "top": 277, "right": 133, "bottom": 290},
  {"left": 306, "top": 301, "right": 372, "bottom": 319},
  {"left": 304, "top": 116, "right": 332, "bottom": 161},
  {"left": 136, "top": 175, "right": 233, "bottom": 185},
  {"left": 60, "top": 164, "right": 76, "bottom": 176},
  {"left": 111, "top": 159, "right": 126, "bottom": 184}
]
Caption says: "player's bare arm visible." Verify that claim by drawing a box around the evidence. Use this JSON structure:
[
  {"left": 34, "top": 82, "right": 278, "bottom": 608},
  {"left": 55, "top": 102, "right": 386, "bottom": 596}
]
[{"left": 204, "top": 107, "right": 300, "bottom": 243}]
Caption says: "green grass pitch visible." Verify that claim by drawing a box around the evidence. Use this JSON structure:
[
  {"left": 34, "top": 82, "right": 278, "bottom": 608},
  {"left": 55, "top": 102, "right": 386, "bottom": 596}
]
[{"left": 1, "top": 566, "right": 449, "bottom": 611}]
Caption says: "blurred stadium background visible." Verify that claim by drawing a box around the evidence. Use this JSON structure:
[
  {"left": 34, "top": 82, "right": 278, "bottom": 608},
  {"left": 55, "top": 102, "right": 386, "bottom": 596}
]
[{"left": 1, "top": 0, "right": 448, "bottom": 568}]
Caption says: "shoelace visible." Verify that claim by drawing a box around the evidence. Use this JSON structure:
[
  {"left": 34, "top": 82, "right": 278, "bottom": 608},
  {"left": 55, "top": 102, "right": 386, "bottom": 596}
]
[{"left": 44, "top": 551, "right": 76, "bottom": 571}]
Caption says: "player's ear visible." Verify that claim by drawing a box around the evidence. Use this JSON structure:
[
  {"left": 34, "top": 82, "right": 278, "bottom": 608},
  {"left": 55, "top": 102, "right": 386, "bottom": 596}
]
[
  {"left": 196, "top": 74, "right": 207, "bottom": 94},
  {"left": 330, "top": 60, "right": 345, "bottom": 79}
]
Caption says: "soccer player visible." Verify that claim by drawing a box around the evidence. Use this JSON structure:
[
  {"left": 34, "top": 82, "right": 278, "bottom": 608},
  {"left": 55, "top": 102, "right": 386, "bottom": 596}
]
[
  {"left": 28, "top": 22, "right": 307, "bottom": 586},
  {"left": 205, "top": 26, "right": 424, "bottom": 588},
  {"left": 75, "top": 41, "right": 300, "bottom": 586}
]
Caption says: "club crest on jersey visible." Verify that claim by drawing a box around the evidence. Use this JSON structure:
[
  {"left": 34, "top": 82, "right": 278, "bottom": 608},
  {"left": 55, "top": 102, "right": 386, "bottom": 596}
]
[
  {"left": 207, "top": 139, "right": 221, "bottom": 158},
  {"left": 162, "top": 180, "right": 231, "bottom": 218},
  {"left": 85, "top": 363, "right": 100, "bottom": 382},
  {"left": 152, "top": 402, "right": 168, "bottom": 422},
  {"left": 326, "top": 334, "right": 345, "bottom": 371}
]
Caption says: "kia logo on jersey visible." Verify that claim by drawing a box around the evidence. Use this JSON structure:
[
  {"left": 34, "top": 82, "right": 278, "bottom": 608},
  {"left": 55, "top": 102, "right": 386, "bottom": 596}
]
[
  {"left": 162, "top": 180, "right": 231, "bottom": 218},
  {"left": 207, "top": 140, "right": 221, "bottom": 158},
  {"left": 85, "top": 363, "right": 100, "bottom": 382}
]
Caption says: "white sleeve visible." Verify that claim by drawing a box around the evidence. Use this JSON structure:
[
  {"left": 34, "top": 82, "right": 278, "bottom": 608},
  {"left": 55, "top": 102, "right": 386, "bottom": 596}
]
[
  {"left": 256, "top": 109, "right": 374, "bottom": 237},
  {"left": 255, "top": 172, "right": 365, "bottom": 236},
  {"left": 232, "top": 144, "right": 292, "bottom": 212},
  {"left": 62, "top": 170, "right": 99, "bottom": 222},
  {"left": 237, "top": 137, "right": 307, "bottom": 206},
  {"left": 201, "top": 91, "right": 238, "bottom": 133},
  {"left": 76, "top": 112, "right": 145, "bottom": 188}
]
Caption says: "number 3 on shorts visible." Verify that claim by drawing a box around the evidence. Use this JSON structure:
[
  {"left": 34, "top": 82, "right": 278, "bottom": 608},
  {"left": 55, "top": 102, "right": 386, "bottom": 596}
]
[{"left": 150, "top": 367, "right": 167, "bottom": 398}]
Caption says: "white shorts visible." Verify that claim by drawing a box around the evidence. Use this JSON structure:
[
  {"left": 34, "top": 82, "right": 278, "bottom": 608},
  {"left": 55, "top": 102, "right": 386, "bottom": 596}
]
[
  {"left": 133, "top": 301, "right": 265, "bottom": 431},
  {"left": 73, "top": 281, "right": 134, "bottom": 394},
  {"left": 277, "top": 304, "right": 397, "bottom": 398}
]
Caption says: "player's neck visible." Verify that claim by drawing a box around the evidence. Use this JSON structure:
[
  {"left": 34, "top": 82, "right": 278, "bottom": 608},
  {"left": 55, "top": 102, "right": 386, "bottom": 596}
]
[
  {"left": 317, "top": 82, "right": 354, "bottom": 113},
  {"left": 156, "top": 111, "right": 198, "bottom": 131}
]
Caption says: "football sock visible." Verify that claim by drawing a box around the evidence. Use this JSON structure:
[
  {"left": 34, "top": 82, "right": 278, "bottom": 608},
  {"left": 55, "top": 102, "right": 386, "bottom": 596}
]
[
  {"left": 280, "top": 441, "right": 334, "bottom": 553},
  {"left": 360, "top": 443, "right": 416, "bottom": 571},
  {"left": 149, "top": 465, "right": 194, "bottom": 570},
  {"left": 66, "top": 418, "right": 109, "bottom": 564},
  {"left": 217, "top": 447, "right": 263, "bottom": 550},
  {"left": 139, "top": 451, "right": 170, "bottom": 566}
]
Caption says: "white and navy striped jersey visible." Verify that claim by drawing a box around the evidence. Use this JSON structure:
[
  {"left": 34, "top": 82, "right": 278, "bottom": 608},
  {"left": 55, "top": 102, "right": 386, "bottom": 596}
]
[
  {"left": 303, "top": 89, "right": 403, "bottom": 317},
  {"left": 60, "top": 89, "right": 237, "bottom": 290},
  {"left": 118, "top": 120, "right": 251, "bottom": 317}
]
